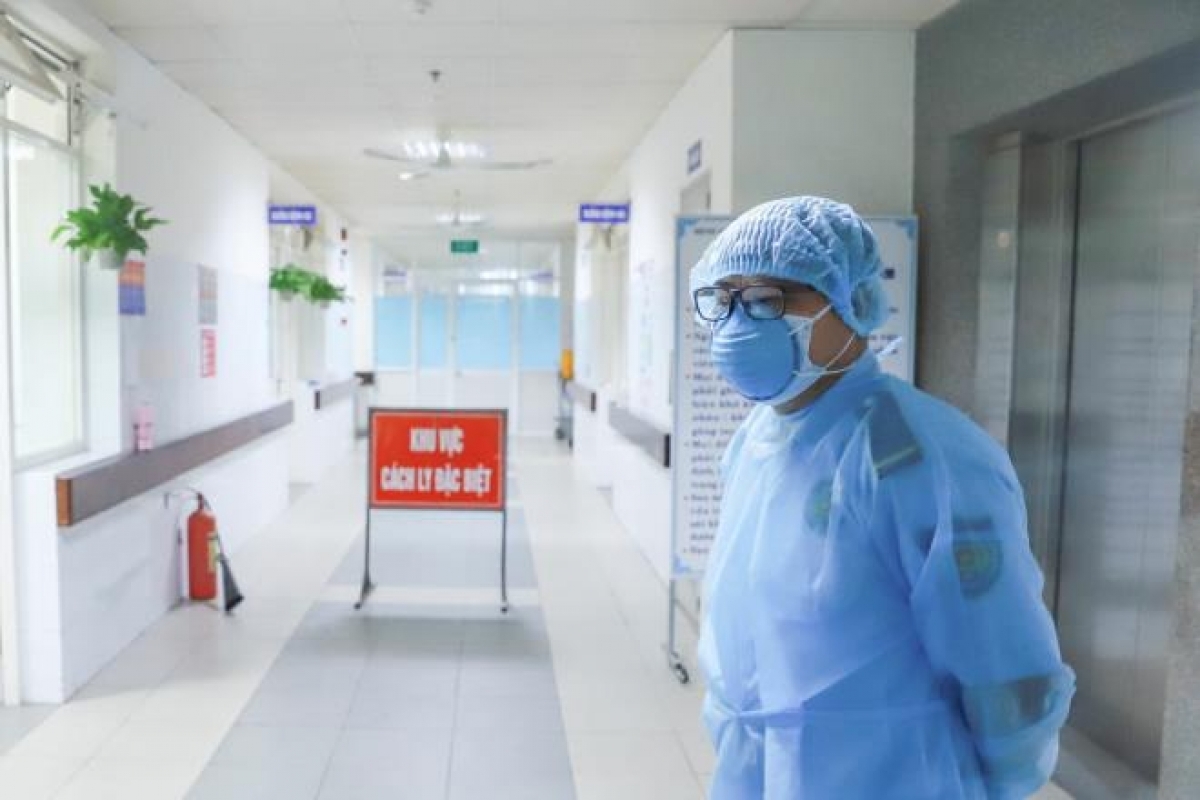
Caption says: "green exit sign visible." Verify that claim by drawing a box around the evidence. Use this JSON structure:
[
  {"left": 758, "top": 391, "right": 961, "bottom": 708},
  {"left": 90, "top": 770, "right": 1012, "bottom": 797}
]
[{"left": 450, "top": 239, "right": 479, "bottom": 254}]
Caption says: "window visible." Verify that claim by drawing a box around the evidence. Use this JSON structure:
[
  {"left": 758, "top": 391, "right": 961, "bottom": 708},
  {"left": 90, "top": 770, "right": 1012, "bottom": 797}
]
[
  {"left": 374, "top": 295, "right": 412, "bottom": 369},
  {"left": 7, "top": 130, "right": 81, "bottom": 460},
  {"left": 1, "top": 35, "right": 83, "bottom": 464}
]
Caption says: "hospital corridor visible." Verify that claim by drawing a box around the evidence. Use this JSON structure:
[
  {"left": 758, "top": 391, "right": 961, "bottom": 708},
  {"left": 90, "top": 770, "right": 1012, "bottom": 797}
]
[{"left": 1, "top": 1, "right": 1199, "bottom": 799}]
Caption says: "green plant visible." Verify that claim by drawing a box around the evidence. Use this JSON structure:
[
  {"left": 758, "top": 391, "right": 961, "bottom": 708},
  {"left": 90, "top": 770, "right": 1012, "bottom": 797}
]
[
  {"left": 309, "top": 275, "right": 348, "bottom": 305},
  {"left": 269, "top": 264, "right": 346, "bottom": 306},
  {"left": 269, "top": 264, "right": 316, "bottom": 296},
  {"left": 51, "top": 183, "right": 167, "bottom": 265}
]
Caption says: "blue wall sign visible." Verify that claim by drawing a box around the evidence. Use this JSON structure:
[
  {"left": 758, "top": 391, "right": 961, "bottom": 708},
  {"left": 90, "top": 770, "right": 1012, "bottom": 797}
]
[
  {"left": 268, "top": 205, "right": 318, "bottom": 226},
  {"left": 687, "top": 140, "right": 703, "bottom": 175},
  {"left": 579, "top": 203, "right": 631, "bottom": 224}
]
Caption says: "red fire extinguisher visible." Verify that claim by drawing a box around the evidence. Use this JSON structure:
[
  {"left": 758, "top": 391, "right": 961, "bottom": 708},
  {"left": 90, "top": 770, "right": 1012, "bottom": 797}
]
[{"left": 187, "top": 494, "right": 219, "bottom": 601}]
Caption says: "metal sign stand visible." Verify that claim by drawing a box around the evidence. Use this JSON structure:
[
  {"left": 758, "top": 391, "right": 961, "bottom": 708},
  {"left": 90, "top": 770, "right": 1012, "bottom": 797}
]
[
  {"left": 355, "top": 408, "right": 509, "bottom": 614},
  {"left": 354, "top": 506, "right": 376, "bottom": 611},
  {"left": 665, "top": 578, "right": 690, "bottom": 684},
  {"left": 354, "top": 508, "right": 509, "bottom": 613}
]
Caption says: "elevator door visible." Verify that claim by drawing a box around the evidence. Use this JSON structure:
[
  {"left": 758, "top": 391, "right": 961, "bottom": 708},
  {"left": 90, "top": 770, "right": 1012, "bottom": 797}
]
[{"left": 1055, "top": 106, "right": 1200, "bottom": 782}]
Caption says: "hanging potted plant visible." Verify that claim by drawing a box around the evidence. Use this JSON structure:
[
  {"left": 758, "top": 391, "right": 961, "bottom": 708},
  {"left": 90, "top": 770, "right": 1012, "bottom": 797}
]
[
  {"left": 269, "top": 265, "right": 346, "bottom": 308},
  {"left": 51, "top": 183, "right": 168, "bottom": 270},
  {"left": 308, "top": 275, "right": 348, "bottom": 309},
  {"left": 269, "top": 264, "right": 315, "bottom": 301}
]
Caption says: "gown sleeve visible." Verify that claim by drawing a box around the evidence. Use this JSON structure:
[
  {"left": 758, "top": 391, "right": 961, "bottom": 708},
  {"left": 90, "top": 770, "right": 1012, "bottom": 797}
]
[{"left": 871, "top": 393, "right": 1076, "bottom": 800}]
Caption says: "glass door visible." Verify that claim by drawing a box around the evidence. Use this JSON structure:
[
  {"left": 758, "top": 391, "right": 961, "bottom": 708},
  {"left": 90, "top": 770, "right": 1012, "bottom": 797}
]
[
  {"left": 415, "top": 288, "right": 452, "bottom": 407},
  {"left": 452, "top": 283, "right": 516, "bottom": 422}
]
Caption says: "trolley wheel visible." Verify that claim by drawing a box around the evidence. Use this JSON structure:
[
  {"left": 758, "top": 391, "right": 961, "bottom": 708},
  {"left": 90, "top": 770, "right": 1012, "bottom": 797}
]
[
  {"left": 672, "top": 662, "right": 691, "bottom": 685},
  {"left": 501, "top": 603, "right": 511, "bottom": 615}
]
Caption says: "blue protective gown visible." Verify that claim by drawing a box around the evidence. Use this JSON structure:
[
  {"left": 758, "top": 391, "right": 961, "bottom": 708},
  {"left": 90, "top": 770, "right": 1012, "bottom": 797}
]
[{"left": 699, "top": 354, "right": 1075, "bottom": 800}]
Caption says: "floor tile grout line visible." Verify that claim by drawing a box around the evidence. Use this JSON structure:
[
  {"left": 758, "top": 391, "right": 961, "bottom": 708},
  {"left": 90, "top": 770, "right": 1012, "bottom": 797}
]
[
  {"left": 47, "top": 667, "right": 171, "bottom": 800},
  {"left": 512, "top": 456, "right": 588, "bottom": 787},
  {"left": 313, "top": 631, "right": 371, "bottom": 800},
  {"left": 517, "top": 446, "right": 712, "bottom": 798},
  {"left": 442, "top": 623, "right": 468, "bottom": 800},
  {"left": 303, "top": 451, "right": 496, "bottom": 800}
]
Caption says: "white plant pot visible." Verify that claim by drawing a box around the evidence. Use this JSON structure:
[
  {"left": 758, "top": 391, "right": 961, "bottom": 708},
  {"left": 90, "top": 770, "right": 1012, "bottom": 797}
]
[{"left": 91, "top": 250, "right": 124, "bottom": 271}]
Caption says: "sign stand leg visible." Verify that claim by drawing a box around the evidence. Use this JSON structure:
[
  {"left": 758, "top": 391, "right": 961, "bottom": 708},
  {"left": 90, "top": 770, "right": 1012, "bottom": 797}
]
[
  {"left": 500, "top": 507, "right": 510, "bottom": 614},
  {"left": 665, "top": 577, "right": 690, "bottom": 684},
  {"left": 354, "top": 513, "right": 376, "bottom": 611}
]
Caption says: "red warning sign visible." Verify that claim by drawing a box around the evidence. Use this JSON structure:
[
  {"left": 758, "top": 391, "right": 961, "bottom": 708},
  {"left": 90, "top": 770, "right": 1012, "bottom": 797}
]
[
  {"left": 200, "top": 328, "right": 217, "bottom": 378},
  {"left": 369, "top": 409, "right": 506, "bottom": 511}
]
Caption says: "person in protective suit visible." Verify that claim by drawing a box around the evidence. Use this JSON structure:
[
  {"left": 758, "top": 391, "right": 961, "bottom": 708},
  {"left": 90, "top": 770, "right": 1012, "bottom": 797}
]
[{"left": 691, "top": 196, "right": 1075, "bottom": 799}]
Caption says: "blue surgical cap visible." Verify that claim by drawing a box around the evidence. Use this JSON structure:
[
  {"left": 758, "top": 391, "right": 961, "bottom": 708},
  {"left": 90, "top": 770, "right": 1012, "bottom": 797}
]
[{"left": 690, "top": 196, "right": 890, "bottom": 336}]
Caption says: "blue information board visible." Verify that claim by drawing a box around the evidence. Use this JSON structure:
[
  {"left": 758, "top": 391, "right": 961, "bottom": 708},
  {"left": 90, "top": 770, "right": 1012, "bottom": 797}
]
[
  {"left": 578, "top": 203, "right": 630, "bottom": 224},
  {"left": 268, "top": 205, "right": 318, "bottom": 226}
]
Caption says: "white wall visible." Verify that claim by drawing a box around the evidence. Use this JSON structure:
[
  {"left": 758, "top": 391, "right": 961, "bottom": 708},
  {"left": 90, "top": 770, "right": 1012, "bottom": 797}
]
[
  {"left": 589, "top": 35, "right": 735, "bottom": 581},
  {"left": 571, "top": 388, "right": 619, "bottom": 489},
  {"left": 350, "top": 235, "right": 380, "bottom": 372},
  {"left": 58, "top": 435, "right": 289, "bottom": 699},
  {"left": 289, "top": 390, "right": 355, "bottom": 485},
  {"left": 15, "top": 434, "right": 290, "bottom": 702},
  {"left": 104, "top": 18, "right": 277, "bottom": 447},
  {"left": 269, "top": 166, "right": 356, "bottom": 389},
  {"left": 579, "top": 28, "right": 915, "bottom": 583},
  {"left": 731, "top": 29, "right": 915, "bottom": 215},
  {"left": 573, "top": 224, "right": 630, "bottom": 394},
  {"left": 626, "top": 34, "right": 734, "bottom": 428},
  {"left": 122, "top": 262, "right": 271, "bottom": 446},
  {"left": 318, "top": 227, "right": 354, "bottom": 383}
]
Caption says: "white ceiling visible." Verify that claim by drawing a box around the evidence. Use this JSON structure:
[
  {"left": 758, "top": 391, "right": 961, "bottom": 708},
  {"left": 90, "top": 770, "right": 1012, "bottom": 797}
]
[{"left": 80, "top": 0, "right": 957, "bottom": 254}]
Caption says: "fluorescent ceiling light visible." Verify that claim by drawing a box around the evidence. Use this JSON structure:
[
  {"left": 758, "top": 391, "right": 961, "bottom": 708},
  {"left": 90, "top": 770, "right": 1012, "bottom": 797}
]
[
  {"left": 403, "top": 140, "right": 487, "bottom": 160},
  {"left": 436, "top": 211, "right": 485, "bottom": 225}
]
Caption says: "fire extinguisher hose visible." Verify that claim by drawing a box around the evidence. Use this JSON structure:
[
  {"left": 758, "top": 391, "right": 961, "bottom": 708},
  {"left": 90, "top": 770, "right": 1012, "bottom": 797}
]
[{"left": 170, "top": 488, "right": 245, "bottom": 614}]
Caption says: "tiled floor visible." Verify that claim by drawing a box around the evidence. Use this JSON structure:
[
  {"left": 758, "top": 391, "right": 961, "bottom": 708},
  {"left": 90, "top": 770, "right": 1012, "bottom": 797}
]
[
  {"left": 188, "top": 492, "right": 575, "bottom": 800},
  {"left": 0, "top": 439, "right": 1074, "bottom": 799}
]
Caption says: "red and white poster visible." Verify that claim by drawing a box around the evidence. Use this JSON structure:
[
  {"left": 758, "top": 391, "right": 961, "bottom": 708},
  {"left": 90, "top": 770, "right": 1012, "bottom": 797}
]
[
  {"left": 200, "top": 328, "right": 217, "bottom": 378},
  {"left": 369, "top": 409, "right": 506, "bottom": 511}
]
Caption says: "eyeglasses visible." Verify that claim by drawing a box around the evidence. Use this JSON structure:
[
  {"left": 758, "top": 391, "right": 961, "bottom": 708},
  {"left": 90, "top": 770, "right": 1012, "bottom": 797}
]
[{"left": 693, "top": 284, "right": 801, "bottom": 322}]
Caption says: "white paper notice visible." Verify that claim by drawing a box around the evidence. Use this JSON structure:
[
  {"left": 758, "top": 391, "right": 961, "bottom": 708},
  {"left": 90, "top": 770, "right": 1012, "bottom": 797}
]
[{"left": 672, "top": 216, "right": 749, "bottom": 579}]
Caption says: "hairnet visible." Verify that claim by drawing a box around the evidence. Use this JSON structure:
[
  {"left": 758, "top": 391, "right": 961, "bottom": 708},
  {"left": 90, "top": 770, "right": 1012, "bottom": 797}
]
[{"left": 690, "top": 196, "right": 890, "bottom": 336}]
